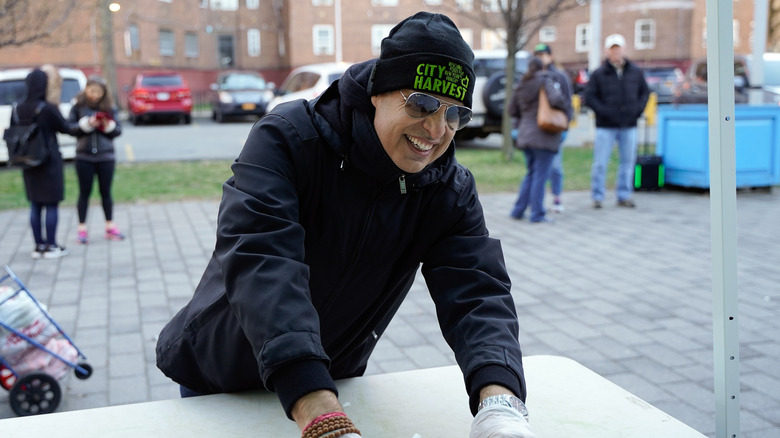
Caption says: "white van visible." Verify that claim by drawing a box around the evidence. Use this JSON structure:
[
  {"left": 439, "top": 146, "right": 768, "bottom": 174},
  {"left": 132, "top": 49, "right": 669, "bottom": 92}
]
[{"left": 0, "top": 67, "right": 88, "bottom": 163}]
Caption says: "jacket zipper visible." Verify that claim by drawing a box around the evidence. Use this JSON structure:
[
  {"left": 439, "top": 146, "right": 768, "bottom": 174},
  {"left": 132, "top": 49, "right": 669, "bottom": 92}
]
[{"left": 399, "top": 174, "right": 407, "bottom": 194}]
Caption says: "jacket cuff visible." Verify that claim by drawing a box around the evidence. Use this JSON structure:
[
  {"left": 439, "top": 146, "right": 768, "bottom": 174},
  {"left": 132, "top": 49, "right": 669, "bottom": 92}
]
[
  {"left": 269, "top": 359, "right": 338, "bottom": 420},
  {"left": 467, "top": 364, "right": 524, "bottom": 416},
  {"left": 78, "top": 116, "right": 95, "bottom": 133}
]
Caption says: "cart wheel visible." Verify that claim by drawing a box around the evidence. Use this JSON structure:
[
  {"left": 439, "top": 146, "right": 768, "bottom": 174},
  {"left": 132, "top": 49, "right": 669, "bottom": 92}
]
[
  {"left": 0, "top": 365, "right": 16, "bottom": 390},
  {"left": 9, "top": 373, "right": 61, "bottom": 416},
  {"left": 74, "top": 362, "right": 93, "bottom": 380}
]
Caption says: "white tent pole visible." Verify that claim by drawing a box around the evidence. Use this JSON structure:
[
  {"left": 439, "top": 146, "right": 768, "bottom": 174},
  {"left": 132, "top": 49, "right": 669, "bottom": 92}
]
[{"left": 705, "top": 0, "right": 741, "bottom": 437}]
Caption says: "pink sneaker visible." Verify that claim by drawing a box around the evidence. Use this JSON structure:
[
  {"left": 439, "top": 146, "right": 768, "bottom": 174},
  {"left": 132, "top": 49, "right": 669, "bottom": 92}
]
[
  {"left": 77, "top": 230, "right": 88, "bottom": 244},
  {"left": 105, "top": 226, "right": 126, "bottom": 241}
]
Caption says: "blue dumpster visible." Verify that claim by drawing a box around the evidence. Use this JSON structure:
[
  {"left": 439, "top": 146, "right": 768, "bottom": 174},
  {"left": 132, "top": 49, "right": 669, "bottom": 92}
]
[{"left": 656, "top": 104, "right": 780, "bottom": 189}]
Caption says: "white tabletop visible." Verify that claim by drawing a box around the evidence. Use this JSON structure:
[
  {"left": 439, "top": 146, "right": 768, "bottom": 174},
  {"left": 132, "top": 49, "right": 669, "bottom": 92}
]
[{"left": 0, "top": 355, "right": 705, "bottom": 437}]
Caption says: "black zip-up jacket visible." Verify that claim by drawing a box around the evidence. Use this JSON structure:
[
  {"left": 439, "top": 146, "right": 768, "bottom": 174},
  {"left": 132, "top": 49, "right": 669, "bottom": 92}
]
[
  {"left": 585, "top": 58, "right": 650, "bottom": 128},
  {"left": 156, "top": 60, "right": 526, "bottom": 419},
  {"left": 68, "top": 105, "right": 121, "bottom": 162}
]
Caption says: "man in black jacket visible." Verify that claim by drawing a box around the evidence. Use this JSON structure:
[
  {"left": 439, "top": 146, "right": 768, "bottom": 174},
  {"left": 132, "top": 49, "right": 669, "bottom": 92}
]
[
  {"left": 585, "top": 33, "right": 650, "bottom": 209},
  {"left": 156, "top": 12, "right": 534, "bottom": 438}
]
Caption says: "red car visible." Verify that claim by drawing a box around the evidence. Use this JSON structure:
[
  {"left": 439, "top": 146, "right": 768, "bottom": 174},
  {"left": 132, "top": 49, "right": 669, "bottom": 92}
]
[{"left": 126, "top": 72, "right": 192, "bottom": 125}]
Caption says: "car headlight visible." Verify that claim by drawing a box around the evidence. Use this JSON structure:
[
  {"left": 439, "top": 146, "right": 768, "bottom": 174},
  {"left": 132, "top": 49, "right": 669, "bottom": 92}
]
[{"left": 218, "top": 91, "right": 233, "bottom": 104}]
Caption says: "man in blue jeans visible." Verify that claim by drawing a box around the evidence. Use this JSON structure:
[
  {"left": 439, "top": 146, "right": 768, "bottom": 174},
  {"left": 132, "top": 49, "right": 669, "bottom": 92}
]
[{"left": 584, "top": 34, "right": 649, "bottom": 209}]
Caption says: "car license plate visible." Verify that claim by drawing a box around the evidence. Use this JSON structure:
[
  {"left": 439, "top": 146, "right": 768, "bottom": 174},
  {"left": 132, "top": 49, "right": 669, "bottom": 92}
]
[
  {"left": 156, "top": 92, "right": 170, "bottom": 101},
  {"left": 242, "top": 103, "right": 256, "bottom": 110}
]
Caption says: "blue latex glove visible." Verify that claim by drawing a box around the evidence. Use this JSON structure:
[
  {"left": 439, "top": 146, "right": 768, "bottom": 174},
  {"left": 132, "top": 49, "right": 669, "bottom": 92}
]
[
  {"left": 511, "top": 129, "right": 518, "bottom": 141},
  {"left": 560, "top": 130, "right": 568, "bottom": 142}
]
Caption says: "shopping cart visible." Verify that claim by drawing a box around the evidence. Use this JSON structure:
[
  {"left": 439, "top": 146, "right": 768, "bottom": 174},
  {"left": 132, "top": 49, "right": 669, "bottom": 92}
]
[{"left": 0, "top": 265, "right": 92, "bottom": 416}]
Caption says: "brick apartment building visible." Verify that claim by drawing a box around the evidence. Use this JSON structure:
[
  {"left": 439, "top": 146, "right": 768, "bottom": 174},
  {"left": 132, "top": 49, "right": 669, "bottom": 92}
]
[{"left": 0, "top": 0, "right": 767, "bottom": 107}]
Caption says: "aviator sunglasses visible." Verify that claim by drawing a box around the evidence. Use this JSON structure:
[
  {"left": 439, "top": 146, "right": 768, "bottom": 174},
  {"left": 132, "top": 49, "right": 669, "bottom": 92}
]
[{"left": 399, "top": 91, "right": 473, "bottom": 131}]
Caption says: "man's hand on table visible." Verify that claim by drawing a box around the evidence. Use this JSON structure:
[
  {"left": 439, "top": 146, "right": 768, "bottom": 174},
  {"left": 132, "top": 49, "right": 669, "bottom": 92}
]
[{"left": 470, "top": 385, "right": 537, "bottom": 438}]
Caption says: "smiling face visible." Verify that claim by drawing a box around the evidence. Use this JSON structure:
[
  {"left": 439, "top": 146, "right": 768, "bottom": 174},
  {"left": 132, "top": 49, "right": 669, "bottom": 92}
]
[{"left": 371, "top": 89, "right": 458, "bottom": 174}]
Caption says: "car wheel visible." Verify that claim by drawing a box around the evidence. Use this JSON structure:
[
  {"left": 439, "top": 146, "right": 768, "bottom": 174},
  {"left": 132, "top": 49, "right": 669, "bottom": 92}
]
[
  {"left": 211, "top": 110, "right": 217, "bottom": 121},
  {"left": 482, "top": 72, "right": 521, "bottom": 119},
  {"left": 184, "top": 114, "right": 192, "bottom": 124},
  {"left": 131, "top": 113, "right": 142, "bottom": 126},
  {"left": 215, "top": 110, "right": 224, "bottom": 123}
]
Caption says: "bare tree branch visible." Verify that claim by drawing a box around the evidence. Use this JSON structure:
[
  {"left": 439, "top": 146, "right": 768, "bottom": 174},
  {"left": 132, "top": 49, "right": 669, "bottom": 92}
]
[
  {"left": 451, "top": 0, "right": 585, "bottom": 160},
  {"left": 0, "top": 0, "right": 78, "bottom": 49}
]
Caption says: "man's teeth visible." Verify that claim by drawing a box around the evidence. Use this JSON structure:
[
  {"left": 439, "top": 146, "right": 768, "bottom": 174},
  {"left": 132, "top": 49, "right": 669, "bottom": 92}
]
[{"left": 406, "top": 135, "right": 433, "bottom": 152}]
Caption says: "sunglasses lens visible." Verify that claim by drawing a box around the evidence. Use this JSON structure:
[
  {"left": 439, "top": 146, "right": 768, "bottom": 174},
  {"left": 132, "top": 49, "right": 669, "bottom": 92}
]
[
  {"left": 403, "top": 92, "right": 472, "bottom": 130},
  {"left": 405, "top": 93, "right": 441, "bottom": 118},
  {"left": 446, "top": 106, "right": 473, "bottom": 131}
]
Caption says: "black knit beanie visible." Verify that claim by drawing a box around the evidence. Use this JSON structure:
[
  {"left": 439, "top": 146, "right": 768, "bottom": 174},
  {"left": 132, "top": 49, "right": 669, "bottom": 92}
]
[{"left": 368, "top": 12, "right": 475, "bottom": 108}]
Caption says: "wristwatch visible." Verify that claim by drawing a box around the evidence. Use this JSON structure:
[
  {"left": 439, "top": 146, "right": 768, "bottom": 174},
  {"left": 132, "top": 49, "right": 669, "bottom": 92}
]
[{"left": 477, "top": 394, "right": 529, "bottom": 420}]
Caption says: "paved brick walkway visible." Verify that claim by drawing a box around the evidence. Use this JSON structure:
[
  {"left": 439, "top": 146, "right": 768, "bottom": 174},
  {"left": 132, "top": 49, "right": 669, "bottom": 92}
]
[{"left": 0, "top": 188, "right": 778, "bottom": 437}]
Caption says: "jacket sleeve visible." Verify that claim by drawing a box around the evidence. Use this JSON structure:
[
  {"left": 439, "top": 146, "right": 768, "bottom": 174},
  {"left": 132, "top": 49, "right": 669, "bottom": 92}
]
[
  {"left": 212, "top": 115, "right": 336, "bottom": 418},
  {"left": 584, "top": 69, "right": 607, "bottom": 117},
  {"left": 420, "top": 171, "right": 526, "bottom": 415},
  {"left": 45, "top": 103, "right": 77, "bottom": 135},
  {"left": 635, "top": 69, "right": 651, "bottom": 118}
]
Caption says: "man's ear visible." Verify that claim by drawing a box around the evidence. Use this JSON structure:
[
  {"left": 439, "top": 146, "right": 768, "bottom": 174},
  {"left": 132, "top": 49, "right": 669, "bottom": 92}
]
[{"left": 370, "top": 94, "right": 378, "bottom": 108}]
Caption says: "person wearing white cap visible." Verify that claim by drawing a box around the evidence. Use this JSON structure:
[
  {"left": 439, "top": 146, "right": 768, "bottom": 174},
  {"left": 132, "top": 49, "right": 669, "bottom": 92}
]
[{"left": 585, "top": 33, "right": 650, "bottom": 209}]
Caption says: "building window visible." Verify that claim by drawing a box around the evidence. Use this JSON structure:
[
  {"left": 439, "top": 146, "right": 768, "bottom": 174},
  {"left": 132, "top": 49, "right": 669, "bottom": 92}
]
[
  {"left": 455, "top": 0, "right": 473, "bottom": 10},
  {"left": 248, "top": 29, "right": 261, "bottom": 56},
  {"left": 313, "top": 25, "right": 334, "bottom": 55},
  {"left": 424, "top": 0, "right": 443, "bottom": 4},
  {"left": 219, "top": 35, "right": 235, "bottom": 67},
  {"left": 635, "top": 19, "right": 655, "bottom": 50},
  {"left": 733, "top": 20, "right": 740, "bottom": 47},
  {"left": 200, "top": 0, "right": 208, "bottom": 7},
  {"left": 185, "top": 33, "right": 199, "bottom": 58},
  {"left": 539, "top": 26, "right": 556, "bottom": 43},
  {"left": 312, "top": 0, "right": 333, "bottom": 4},
  {"left": 371, "top": 24, "right": 394, "bottom": 56},
  {"left": 159, "top": 29, "right": 175, "bottom": 56},
  {"left": 371, "top": 0, "right": 398, "bottom": 6},
  {"left": 481, "top": 0, "right": 500, "bottom": 13},
  {"left": 124, "top": 24, "right": 140, "bottom": 57},
  {"left": 575, "top": 23, "right": 590, "bottom": 53},
  {"left": 211, "top": 0, "right": 238, "bottom": 10},
  {"left": 246, "top": 0, "right": 259, "bottom": 9},
  {"left": 460, "top": 28, "right": 474, "bottom": 49},
  {"left": 481, "top": 28, "right": 506, "bottom": 50}
]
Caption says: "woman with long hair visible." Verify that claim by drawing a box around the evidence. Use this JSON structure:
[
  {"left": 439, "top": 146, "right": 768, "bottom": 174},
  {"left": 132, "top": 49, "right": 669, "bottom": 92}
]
[
  {"left": 507, "top": 57, "right": 569, "bottom": 223},
  {"left": 69, "top": 76, "right": 125, "bottom": 244}
]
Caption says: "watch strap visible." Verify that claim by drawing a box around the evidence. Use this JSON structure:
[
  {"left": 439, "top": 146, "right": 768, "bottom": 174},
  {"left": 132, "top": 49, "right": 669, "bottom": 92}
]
[{"left": 477, "top": 394, "right": 529, "bottom": 420}]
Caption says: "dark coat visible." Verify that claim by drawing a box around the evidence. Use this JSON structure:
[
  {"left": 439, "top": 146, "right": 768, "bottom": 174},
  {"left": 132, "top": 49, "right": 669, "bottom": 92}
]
[
  {"left": 509, "top": 70, "right": 569, "bottom": 152},
  {"left": 585, "top": 58, "right": 650, "bottom": 128},
  {"left": 13, "top": 69, "right": 74, "bottom": 204},
  {"left": 157, "top": 60, "right": 525, "bottom": 418},
  {"left": 68, "top": 104, "right": 121, "bottom": 163}
]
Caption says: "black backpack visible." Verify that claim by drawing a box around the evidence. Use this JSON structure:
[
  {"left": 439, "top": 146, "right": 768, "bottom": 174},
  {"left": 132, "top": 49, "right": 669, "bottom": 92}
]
[{"left": 3, "top": 102, "right": 49, "bottom": 169}]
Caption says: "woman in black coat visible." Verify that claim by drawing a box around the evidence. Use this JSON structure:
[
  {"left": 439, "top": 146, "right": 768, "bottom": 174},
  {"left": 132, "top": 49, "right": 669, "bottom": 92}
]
[
  {"left": 508, "top": 57, "right": 569, "bottom": 223},
  {"left": 13, "top": 69, "right": 76, "bottom": 259}
]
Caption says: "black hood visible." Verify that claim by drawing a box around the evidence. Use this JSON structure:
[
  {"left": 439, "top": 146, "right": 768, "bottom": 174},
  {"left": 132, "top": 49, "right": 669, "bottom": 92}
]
[{"left": 25, "top": 69, "right": 48, "bottom": 103}]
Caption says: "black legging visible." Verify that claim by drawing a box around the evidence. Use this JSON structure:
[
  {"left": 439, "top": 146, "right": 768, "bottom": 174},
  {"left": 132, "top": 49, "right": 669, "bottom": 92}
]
[
  {"left": 75, "top": 160, "right": 116, "bottom": 224},
  {"left": 30, "top": 202, "right": 58, "bottom": 246}
]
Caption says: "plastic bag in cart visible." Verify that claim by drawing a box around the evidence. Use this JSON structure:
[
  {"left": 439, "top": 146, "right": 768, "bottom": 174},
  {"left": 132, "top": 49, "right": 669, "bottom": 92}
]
[{"left": 0, "top": 285, "right": 61, "bottom": 367}]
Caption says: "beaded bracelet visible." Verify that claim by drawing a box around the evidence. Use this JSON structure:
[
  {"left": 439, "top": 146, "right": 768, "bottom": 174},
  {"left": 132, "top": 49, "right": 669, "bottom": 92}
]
[
  {"left": 301, "top": 415, "right": 360, "bottom": 438},
  {"left": 302, "top": 412, "right": 346, "bottom": 433}
]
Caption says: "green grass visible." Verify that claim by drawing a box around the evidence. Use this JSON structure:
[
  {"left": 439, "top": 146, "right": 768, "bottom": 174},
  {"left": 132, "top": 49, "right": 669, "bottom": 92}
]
[{"left": 0, "top": 147, "right": 618, "bottom": 211}]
